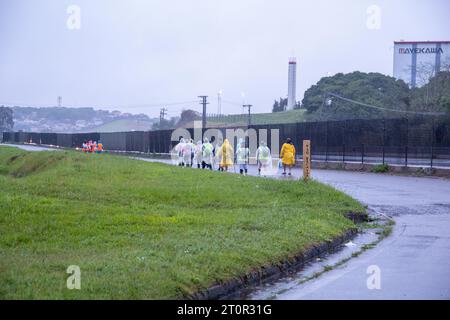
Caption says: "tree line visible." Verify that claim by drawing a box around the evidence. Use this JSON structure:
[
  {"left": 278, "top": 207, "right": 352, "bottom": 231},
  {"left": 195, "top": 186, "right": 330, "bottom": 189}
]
[{"left": 273, "top": 69, "right": 450, "bottom": 121}]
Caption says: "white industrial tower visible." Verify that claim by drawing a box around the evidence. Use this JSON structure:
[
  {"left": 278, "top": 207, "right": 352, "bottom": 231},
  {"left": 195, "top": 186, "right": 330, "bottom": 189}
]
[
  {"left": 217, "top": 90, "right": 222, "bottom": 115},
  {"left": 287, "top": 57, "right": 297, "bottom": 110}
]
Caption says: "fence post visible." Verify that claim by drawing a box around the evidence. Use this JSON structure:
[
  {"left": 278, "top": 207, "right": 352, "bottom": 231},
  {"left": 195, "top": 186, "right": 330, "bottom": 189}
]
[
  {"left": 405, "top": 117, "right": 408, "bottom": 167},
  {"left": 153, "top": 133, "right": 156, "bottom": 153},
  {"left": 342, "top": 120, "right": 346, "bottom": 162},
  {"left": 431, "top": 117, "right": 435, "bottom": 168},
  {"left": 303, "top": 140, "right": 311, "bottom": 182},
  {"left": 325, "top": 121, "right": 329, "bottom": 162},
  {"left": 382, "top": 119, "right": 386, "bottom": 165},
  {"left": 361, "top": 144, "right": 364, "bottom": 164},
  {"left": 342, "top": 144, "right": 345, "bottom": 163}
]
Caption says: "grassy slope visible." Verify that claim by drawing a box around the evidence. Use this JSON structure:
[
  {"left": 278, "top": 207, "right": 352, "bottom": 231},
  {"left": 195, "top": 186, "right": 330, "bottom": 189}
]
[
  {"left": 91, "top": 119, "right": 155, "bottom": 133},
  {"left": 0, "top": 146, "right": 363, "bottom": 299},
  {"left": 207, "top": 109, "right": 307, "bottom": 126},
  {"left": 251, "top": 109, "right": 307, "bottom": 124}
]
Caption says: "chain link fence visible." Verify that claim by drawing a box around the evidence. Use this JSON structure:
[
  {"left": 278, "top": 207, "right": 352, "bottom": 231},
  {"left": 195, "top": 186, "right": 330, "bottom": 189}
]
[
  {"left": 2, "top": 116, "right": 450, "bottom": 168},
  {"left": 250, "top": 116, "right": 450, "bottom": 168}
]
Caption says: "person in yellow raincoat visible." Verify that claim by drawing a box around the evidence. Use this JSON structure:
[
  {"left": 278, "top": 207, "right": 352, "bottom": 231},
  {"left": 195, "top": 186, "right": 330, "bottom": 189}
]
[
  {"left": 280, "top": 138, "right": 296, "bottom": 176},
  {"left": 220, "top": 139, "right": 234, "bottom": 171}
]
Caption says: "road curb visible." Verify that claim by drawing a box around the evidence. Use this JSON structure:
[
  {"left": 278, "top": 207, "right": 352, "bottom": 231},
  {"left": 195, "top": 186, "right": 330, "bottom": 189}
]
[
  {"left": 305, "top": 160, "right": 450, "bottom": 179},
  {"left": 186, "top": 212, "right": 365, "bottom": 300}
]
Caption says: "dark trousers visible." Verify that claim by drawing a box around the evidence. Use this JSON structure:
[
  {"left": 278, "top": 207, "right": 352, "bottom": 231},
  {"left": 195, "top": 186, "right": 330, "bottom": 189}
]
[{"left": 202, "top": 161, "right": 212, "bottom": 170}]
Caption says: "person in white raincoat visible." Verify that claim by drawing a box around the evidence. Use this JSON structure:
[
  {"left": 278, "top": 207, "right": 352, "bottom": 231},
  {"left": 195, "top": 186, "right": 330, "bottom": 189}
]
[
  {"left": 202, "top": 137, "right": 214, "bottom": 170},
  {"left": 183, "top": 139, "right": 195, "bottom": 167},
  {"left": 194, "top": 141, "right": 203, "bottom": 168},
  {"left": 174, "top": 138, "right": 186, "bottom": 166},
  {"left": 236, "top": 140, "right": 250, "bottom": 175}
]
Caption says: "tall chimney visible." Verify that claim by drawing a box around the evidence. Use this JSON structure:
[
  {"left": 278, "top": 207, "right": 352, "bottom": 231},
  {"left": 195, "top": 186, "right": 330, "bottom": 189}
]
[{"left": 287, "top": 57, "right": 297, "bottom": 110}]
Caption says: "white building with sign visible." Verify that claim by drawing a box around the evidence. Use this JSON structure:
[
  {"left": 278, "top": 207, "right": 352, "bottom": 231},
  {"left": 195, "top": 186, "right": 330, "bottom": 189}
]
[{"left": 393, "top": 41, "right": 450, "bottom": 87}]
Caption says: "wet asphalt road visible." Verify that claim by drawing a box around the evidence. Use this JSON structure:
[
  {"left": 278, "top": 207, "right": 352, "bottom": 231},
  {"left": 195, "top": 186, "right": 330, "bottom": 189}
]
[
  {"left": 253, "top": 170, "right": 450, "bottom": 299},
  {"left": 4, "top": 144, "right": 450, "bottom": 299},
  {"left": 2, "top": 144, "right": 58, "bottom": 152}
]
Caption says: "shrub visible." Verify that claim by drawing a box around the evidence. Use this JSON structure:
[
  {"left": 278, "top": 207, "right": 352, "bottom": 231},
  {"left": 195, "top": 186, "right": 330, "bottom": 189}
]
[{"left": 371, "top": 163, "right": 389, "bottom": 173}]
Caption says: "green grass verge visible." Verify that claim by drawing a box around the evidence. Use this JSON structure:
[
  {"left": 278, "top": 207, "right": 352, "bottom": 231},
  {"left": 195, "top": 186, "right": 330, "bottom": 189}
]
[
  {"left": 207, "top": 109, "right": 307, "bottom": 126},
  {"left": 0, "top": 146, "right": 364, "bottom": 299}
]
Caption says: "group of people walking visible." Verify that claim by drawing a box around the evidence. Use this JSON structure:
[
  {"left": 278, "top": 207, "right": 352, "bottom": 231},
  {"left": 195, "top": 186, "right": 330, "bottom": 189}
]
[
  {"left": 173, "top": 137, "right": 296, "bottom": 176},
  {"left": 82, "top": 140, "right": 103, "bottom": 154}
]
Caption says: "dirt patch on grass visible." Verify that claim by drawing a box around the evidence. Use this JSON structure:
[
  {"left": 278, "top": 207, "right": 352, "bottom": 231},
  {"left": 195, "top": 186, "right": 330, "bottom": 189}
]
[{"left": 7, "top": 153, "right": 67, "bottom": 178}]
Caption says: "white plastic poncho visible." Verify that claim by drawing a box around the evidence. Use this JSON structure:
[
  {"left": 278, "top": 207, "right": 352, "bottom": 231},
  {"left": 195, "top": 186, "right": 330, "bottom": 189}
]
[
  {"left": 194, "top": 141, "right": 203, "bottom": 165},
  {"left": 202, "top": 141, "right": 214, "bottom": 165},
  {"left": 256, "top": 143, "right": 272, "bottom": 169},
  {"left": 236, "top": 145, "right": 249, "bottom": 165},
  {"left": 183, "top": 140, "right": 194, "bottom": 165},
  {"left": 173, "top": 138, "right": 186, "bottom": 165}
]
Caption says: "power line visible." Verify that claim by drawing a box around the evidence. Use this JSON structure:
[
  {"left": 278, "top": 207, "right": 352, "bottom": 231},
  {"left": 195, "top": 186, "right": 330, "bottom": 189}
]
[
  {"left": 119, "top": 100, "right": 198, "bottom": 109},
  {"left": 324, "top": 92, "right": 445, "bottom": 116},
  {"left": 0, "top": 100, "right": 198, "bottom": 109},
  {"left": 222, "top": 99, "right": 243, "bottom": 107}
]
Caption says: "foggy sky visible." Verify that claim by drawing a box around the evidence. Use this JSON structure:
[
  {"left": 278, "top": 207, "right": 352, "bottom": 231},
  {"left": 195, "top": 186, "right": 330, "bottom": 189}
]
[{"left": 1, "top": 0, "right": 449, "bottom": 118}]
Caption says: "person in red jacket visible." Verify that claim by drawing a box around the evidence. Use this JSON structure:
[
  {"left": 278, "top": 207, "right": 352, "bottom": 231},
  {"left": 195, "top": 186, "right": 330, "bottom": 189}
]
[{"left": 82, "top": 141, "right": 88, "bottom": 153}]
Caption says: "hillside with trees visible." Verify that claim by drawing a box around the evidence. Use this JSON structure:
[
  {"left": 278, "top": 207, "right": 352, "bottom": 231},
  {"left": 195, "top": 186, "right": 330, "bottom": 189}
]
[
  {"left": 10, "top": 106, "right": 157, "bottom": 132},
  {"left": 300, "top": 71, "right": 450, "bottom": 121},
  {"left": 410, "top": 71, "right": 450, "bottom": 113},
  {"left": 151, "top": 117, "right": 179, "bottom": 130},
  {"left": 301, "top": 72, "right": 411, "bottom": 120},
  {"left": 0, "top": 106, "right": 14, "bottom": 132},
  {"left": 272, "top": 98, "right": 288, "bottom": 112}
]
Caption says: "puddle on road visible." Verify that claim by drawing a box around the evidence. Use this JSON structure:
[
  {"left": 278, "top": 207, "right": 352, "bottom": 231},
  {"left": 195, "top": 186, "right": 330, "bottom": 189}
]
[{"left": 243, "top": 211, "right": 392, "bottom": 300}]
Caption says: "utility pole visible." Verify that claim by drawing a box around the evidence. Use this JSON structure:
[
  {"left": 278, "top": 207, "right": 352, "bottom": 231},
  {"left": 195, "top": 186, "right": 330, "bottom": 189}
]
[
  {"left": 159, "top": 107, "right": 167, "bottom": 126},
  {"left": 198, "top": 96, "right": 209, "bottom": 131},
  {"left": 217, "top": 91, "right": 222, "bottom": 115},
  {"left": 243, "top": 104, "right": 252, "bottom": 126}
]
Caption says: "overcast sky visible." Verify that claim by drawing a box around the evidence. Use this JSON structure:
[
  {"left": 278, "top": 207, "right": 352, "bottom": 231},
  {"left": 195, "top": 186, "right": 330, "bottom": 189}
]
[{"left": 1, "top": 0, "right": 449, "bottom": 118}]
